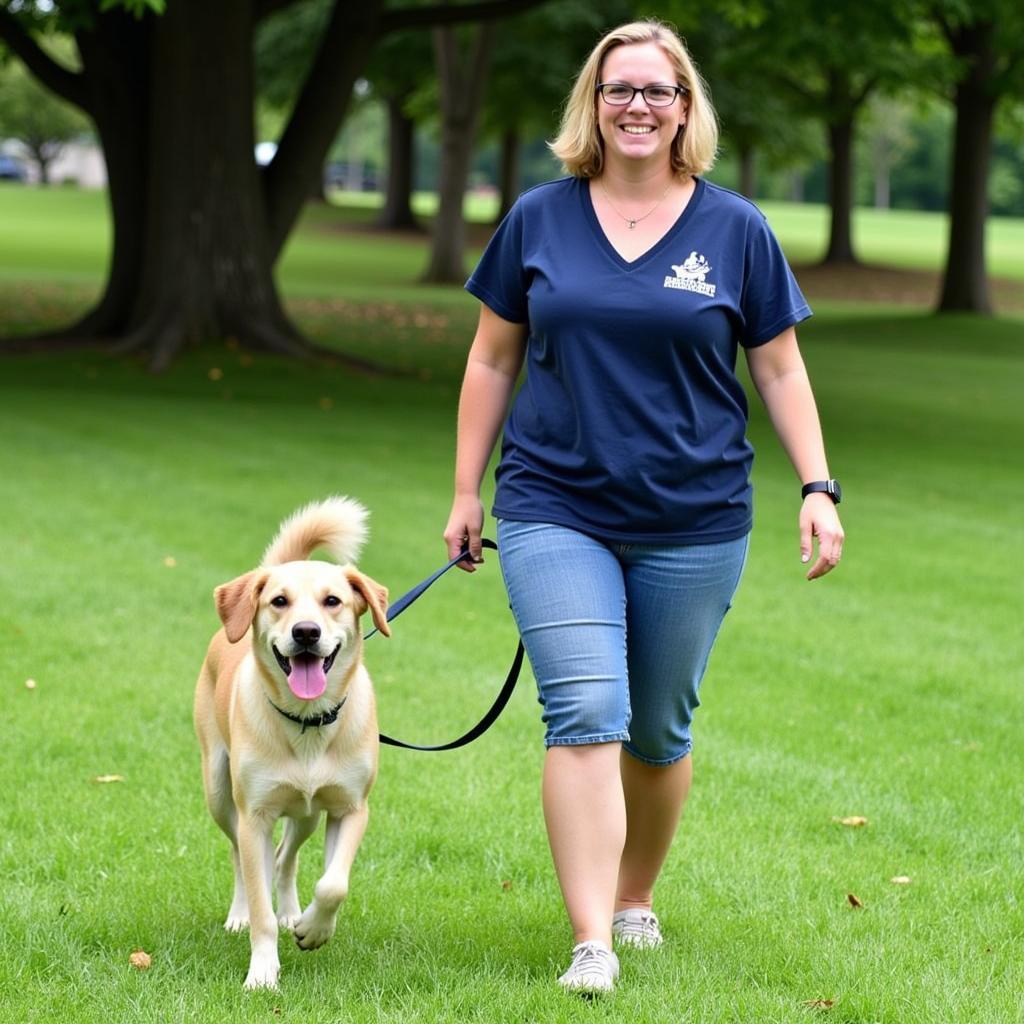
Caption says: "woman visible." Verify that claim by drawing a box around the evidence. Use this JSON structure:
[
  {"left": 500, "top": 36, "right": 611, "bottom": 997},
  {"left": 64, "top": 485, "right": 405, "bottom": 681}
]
[{"left": 443, "top": 20, "right": 843, "bottom": 994}]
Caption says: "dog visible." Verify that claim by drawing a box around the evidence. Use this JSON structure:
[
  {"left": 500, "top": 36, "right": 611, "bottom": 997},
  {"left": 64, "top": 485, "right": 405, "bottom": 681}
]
[{"left": 194, "top": 497, "right": 390, "bottom": 990}]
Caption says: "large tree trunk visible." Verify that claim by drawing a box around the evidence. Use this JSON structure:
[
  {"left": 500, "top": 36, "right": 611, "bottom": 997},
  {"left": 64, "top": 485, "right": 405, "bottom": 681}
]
[
  {"left": 0, "top": 0, "right": 545, "bottom": 367},
  {"left": 421, "top": 23, "right": 495, "bottom": 284},
  {"left": 938, "top": 21, "right": 997, "bottom": 314},
  {"left": 376, "top": 93, "right": 420, "bottom": 230},
  {"left": 115, "top": 0, "right": 306, "bottom": 370},
  {"left": 495, "top": 127, "right": 519, "bottom": 222},
  {"left": 823, "top": 115, "right": 857, "bottom": 264}
]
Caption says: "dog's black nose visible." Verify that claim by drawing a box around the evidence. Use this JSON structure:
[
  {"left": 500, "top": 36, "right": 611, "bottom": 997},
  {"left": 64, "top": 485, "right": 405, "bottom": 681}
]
[{"left": 292, "top": 621, "right": 321, "bottom": 646}]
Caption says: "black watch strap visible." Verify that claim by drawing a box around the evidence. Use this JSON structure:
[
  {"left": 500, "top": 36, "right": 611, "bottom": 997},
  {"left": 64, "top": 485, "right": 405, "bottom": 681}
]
[{"left": 801, "top": 479, "right": 841, "bottom": 504}]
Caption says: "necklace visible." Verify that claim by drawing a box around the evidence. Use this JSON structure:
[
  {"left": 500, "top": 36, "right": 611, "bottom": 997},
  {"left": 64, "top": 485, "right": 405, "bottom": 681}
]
[{"left": 597, "top": 179, "right": 674, "bottom": 229}]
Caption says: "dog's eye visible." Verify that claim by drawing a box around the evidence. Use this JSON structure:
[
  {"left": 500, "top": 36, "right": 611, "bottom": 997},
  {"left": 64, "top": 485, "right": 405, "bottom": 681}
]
[
  {"left": 270, "top": 595, "right": 289, "bottom": 608},
  {"left": 324, "top": 595, "right": 342, "bottom": 608}
]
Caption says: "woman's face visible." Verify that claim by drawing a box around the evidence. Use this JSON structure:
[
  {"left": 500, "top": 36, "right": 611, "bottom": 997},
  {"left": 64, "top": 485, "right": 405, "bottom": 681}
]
[{"left": 595, "top": 42, "right": 688, "bottom": 173}]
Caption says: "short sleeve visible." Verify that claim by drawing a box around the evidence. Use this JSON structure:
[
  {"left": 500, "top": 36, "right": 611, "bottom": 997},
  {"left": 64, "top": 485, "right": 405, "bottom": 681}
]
[
  {"left": 465, "top": 200, "right": 529, "bottom": 323},
  {"left": 739, "top": 215, "right": 811, "bottom": 348}
]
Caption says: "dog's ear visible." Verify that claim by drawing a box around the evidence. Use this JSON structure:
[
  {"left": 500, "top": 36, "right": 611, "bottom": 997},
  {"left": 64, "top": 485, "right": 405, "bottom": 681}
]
[
  {"left": 214, "top": 569, "right": 269, "bottom": 643},
  {"left": 345, "top": 567, "right": 390, "bottom": 638}
]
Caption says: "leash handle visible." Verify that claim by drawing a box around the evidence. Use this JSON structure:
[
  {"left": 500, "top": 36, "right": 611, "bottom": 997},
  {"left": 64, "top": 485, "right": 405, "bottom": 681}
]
[{"left": 363, "top": 538, "right": 498, "bottom": 640}]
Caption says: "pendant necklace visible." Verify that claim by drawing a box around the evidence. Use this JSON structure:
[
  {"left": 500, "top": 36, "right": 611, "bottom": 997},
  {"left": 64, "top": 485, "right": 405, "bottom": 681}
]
[{"left": 598, "top": 179, "right": 674, "bottom": 229}]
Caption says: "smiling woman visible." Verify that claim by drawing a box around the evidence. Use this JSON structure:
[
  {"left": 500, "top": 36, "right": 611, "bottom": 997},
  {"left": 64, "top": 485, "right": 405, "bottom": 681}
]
[{"left": 443, "top": 18, "right": 845, "bottom": 997}]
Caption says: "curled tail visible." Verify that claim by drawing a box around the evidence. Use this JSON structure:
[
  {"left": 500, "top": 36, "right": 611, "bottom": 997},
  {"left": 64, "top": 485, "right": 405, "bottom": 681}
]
[{"left": 261, "top": 496, "right": 368, "bottom": 566}]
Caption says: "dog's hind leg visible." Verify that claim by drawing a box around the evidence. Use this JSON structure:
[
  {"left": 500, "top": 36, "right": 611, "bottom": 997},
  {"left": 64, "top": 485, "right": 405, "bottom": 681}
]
[
  {"left": 275, "top": 814, "right": 320, "bottom": 930},
  {"left": 203, "top": 746, "right": 249, "bottom": 931},
  {"left": 294, "top": 802, "right": 369, "bottom": 951}
]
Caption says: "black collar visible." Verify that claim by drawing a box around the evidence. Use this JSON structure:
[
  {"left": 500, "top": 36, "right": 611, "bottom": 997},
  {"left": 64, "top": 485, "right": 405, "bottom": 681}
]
[{"left": 268, "top": 695, "right": 347, "bottom": 734}]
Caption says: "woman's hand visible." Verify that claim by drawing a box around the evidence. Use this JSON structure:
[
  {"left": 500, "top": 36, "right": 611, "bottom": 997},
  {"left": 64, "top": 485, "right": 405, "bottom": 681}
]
[
  {"left": 800, "top": 494, "right": 844, "bottom": 580},
  {"left": 444, "top": 494, "right": 486, "bottom": 572}
]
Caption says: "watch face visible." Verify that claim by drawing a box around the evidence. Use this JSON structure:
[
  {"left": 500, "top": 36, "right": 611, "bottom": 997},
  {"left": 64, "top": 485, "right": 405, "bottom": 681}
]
[{"left": 829, "top": 480, "right": 842, "bottom": 502}]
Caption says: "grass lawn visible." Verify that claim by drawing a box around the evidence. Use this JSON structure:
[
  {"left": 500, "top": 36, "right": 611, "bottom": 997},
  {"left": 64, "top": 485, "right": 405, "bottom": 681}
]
[{"left": 0, "top": 185, "right": 1022, "bottom": 1022}]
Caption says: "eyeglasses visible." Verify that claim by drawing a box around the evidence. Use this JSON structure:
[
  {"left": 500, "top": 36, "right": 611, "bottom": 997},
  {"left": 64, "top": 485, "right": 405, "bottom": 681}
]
[{"left": 595, "top": 83, "right": 688, "bottom": 107}]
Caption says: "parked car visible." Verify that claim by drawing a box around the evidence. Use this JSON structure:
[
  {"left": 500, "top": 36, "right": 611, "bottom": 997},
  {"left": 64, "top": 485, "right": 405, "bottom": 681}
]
[{"left": 0, "top": 155, "right": 27, "bottom": 181}]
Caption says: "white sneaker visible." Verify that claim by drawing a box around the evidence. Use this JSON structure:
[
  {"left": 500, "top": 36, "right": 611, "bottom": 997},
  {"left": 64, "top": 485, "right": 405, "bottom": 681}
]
[
  {"left": 557, "top": 940, "right": 620, "bottom": 994},
  {"left": 612, "top": 908, "right": 663, "bottom": 949}
]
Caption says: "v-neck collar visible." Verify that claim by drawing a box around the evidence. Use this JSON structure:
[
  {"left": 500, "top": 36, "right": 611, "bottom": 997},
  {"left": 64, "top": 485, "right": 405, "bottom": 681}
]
[{"left": 581, "top": 175, "right": 706, "bottom": 273}]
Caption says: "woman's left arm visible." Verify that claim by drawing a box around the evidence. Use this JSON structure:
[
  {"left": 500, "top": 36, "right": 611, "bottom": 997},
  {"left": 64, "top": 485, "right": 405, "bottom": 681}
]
[{"left": 745, "top": 327, "right": 844, "bottom": 580}]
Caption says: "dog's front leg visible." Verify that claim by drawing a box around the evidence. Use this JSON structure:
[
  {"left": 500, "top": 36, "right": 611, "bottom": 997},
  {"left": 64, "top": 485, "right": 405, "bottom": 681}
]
[
  {"left": 294, "top": 802, "right": 369, "bottom": 951},
  {"left": 276, "top": 814, "right": 320, "bottom": 930},
  {"left": 237, "top": 812, "right": 279, "bottom": 990}
]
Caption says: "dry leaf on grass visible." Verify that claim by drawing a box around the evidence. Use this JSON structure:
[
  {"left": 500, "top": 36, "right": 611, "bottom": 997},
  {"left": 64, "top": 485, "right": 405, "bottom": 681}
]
[
  {"left": 129, "top": 949, "right": 151, "bottom": 970},
  {"left": 501, "top": 880, "right": 512, "bottom": 891},
  {"left": 93, "top": 774, "right": 125, "bottom": 784},
  {"left": 834, "top": 816, "right": 869, "bottom": 827},
  {"left": 890, "top": 875, "right": 912, "bottom": 885},
  {"left": 208, "top": 367, "right": 224, "bottom": 381},
  {"left": 163, "top": 556, "right": 177, "bottom": 568},
  {"left": 847, "top": 892, "right": 864, "bottom": 908},
  {"left": 802, "top": 998, "right": 835, "bottom": 1010}
]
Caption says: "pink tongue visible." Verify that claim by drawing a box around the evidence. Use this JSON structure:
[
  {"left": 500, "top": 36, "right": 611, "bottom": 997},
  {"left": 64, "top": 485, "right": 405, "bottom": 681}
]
[{"left": 288, "top": 654, "right": 327, "bottom": 700}]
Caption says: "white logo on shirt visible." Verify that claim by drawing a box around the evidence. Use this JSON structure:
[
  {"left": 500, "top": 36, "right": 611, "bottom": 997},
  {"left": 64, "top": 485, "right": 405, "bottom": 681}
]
[{"left": 664, "top": 251, "right": 716, "bottom": 296}]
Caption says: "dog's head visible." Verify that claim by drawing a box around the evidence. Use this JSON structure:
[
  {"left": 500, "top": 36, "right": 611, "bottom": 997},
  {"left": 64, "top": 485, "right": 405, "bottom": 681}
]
[{"left": 214, "top": 561, "right": 389, "bottom": 702}]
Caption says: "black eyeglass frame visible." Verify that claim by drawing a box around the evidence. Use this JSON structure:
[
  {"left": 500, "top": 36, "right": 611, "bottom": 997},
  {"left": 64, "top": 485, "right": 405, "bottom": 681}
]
[{"left": 595, "top": 83, "right": 689, "bottom": 107}]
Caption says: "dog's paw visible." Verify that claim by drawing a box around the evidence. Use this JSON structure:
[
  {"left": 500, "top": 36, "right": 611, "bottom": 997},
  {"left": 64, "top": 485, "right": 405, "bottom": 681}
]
[
  {"left": 278, "top": 912, "right": 301, "bottom": 932},
  {"left": 224, "top": 913, "right": 250, "bottom": 933},
  {"left": 293, "top": 908, "right": 337, "bottom": 951},
  {"left": 243, "top": 954, "right": 280, "bottom": 991}
]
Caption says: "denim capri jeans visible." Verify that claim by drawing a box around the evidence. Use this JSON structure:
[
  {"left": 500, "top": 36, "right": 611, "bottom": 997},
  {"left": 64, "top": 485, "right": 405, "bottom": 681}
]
[{"left": 497, "top": 519, "right": 749, "bottom": 766}]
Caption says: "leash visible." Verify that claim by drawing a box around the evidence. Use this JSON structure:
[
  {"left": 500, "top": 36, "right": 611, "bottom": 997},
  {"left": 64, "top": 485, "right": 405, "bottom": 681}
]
[{"left": 365, "top": 538, "right": 525, "bottom": 752}]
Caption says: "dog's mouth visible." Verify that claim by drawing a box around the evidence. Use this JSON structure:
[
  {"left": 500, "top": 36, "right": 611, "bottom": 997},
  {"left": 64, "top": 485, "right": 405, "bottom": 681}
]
[{"left": 272, "top": 643, "right": 342, "bottom": 701}]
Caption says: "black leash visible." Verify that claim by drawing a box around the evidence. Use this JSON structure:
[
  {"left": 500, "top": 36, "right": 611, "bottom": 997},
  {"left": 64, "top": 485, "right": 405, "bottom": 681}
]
[{"left": 365, "top": 538, "right": 525, "bottom": 752}]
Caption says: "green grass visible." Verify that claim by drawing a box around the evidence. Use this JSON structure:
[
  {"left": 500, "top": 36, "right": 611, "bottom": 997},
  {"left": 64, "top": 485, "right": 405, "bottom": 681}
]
[{"left": 0, "top": 186, "right": 1023, "bottom": 1022}]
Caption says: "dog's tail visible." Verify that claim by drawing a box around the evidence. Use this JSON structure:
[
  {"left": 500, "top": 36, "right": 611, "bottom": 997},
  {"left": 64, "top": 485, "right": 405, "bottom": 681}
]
[{"left": 261, "top": 496, "right": 369, "bottom": 566}]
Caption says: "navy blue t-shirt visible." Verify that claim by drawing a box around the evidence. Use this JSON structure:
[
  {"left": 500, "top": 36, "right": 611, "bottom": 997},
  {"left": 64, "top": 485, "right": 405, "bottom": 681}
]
[{"left": 465, "top": 176, "right": 811, "bottom": 543}]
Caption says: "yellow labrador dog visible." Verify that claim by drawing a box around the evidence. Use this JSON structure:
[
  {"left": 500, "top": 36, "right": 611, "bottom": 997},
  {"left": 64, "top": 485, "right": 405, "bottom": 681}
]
[{"left": 194, "top": 497, "right": 389, "bottom": 990}]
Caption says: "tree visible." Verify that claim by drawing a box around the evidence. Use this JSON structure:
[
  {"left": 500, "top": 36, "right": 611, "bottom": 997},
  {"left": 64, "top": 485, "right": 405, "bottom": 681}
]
[
  {"left": 931, "top": 1, "right": 1024, "bottom": 313},
  {"left": 0, "top": 0, "right": 549, "bottom": 370},
  {"left": 701, "top": 0, "right": 919, "bottom": 264},
  {"left": 0, "top": 40, "right": 91, "bottom": 183},
  {"left": 420, "top": 20, "right": 495, "bottom": 283}
]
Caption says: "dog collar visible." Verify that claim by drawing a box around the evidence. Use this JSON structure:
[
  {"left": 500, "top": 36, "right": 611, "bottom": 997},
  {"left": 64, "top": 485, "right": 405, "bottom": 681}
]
[{"left": 267, "top": 696, "right": 347, "bottom": 734}]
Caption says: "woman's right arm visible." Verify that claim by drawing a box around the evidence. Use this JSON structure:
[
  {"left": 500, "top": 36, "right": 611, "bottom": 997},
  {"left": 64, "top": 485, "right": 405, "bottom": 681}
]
[{"left": 443, "top": 303, "right": 528, "bottom": 570}]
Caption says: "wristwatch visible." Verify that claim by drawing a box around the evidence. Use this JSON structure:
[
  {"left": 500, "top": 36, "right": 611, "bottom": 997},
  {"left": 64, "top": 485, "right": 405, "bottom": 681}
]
[{"left": 801, "top": 479, "right": 842, "bottom": 504}]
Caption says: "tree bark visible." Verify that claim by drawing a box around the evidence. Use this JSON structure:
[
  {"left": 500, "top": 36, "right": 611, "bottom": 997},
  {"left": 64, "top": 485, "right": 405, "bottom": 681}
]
[
  {"left": 938, "top": 21, "right": 997, "bottom": 314},
  {"left": 495, "top": 127, "right": 519, "bottom": 222},
  {"left": 375, "top": 93, "right": 420, "bottom": 230},
  {"left": 823, "top": 114, "right": 857, "bottom": 264},
  {"left": 738, "top": 144, "right": 756, "bottom": 200},
  {"left": 421, "top": 23, "right": 495, "bottom": 284}
]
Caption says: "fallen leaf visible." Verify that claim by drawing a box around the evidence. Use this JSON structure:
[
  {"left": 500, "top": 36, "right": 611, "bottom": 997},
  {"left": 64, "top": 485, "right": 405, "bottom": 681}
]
[
  {"left": 25, "top": 678, "right": 37, "bottom": 690},
  {"left": 847, "top": 892, "right": 863, "bottom": 908},
  {"left": 501, "top": 880, "right": 512, "bottom": 891},
  {"left": 319, "top": 396, "right": 334, "bottom": 410},
  {"left": 834, "top": 816, "right": 869, "bottom": 827},
  {"left": 890, "top": 875, "right": 912, "bottom": 885},
  {"left": 163, "top": 556, "right": 177, "bottom": 568},
  {"left": 94, "top": 774, "right": 125, "bottom": 784},
  {"left": 129, "top": 949, "right": 152, "bottom": 970},
  {"left": 208, "top": 367, "right": 224, "bottom": 381},
  {"left": 802, "top": 998, "right": 835, "bottom": 1010}
]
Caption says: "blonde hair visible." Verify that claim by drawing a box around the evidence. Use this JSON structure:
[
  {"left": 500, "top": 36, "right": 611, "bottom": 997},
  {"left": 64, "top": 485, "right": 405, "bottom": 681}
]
[{"left": 549, "top": 20, "right": 718, "bottom": 179}]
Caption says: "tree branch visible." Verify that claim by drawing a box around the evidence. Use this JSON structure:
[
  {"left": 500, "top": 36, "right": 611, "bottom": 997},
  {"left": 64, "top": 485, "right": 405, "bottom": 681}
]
[
  {"left": 381, "top": 0, "right": 550, "bottom": 35},
  {"left": 0, "top": 6, "right": 90, "bottom": 111}
]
